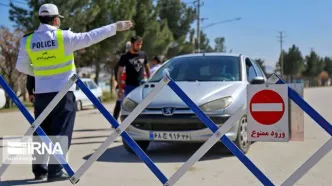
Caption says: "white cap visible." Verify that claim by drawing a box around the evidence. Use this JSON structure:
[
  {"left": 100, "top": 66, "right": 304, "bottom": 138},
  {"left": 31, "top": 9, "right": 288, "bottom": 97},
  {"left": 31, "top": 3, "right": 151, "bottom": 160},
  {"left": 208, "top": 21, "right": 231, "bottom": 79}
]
[
  {"left": 125, "top": 41, "right": 131, "bottom": 52},
  {"left": 39, "top": 4, "right": 64, "bottom": 18},
  {"left": 125, "top": 41, "right": 131, "bottom": 49}
]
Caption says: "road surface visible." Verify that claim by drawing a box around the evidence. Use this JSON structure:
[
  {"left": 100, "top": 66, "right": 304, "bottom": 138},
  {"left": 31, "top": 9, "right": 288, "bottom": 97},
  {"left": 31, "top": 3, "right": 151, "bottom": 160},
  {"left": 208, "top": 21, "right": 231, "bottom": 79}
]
[{"left": 0, "top": 88, "right": 331, "bottom": 186}]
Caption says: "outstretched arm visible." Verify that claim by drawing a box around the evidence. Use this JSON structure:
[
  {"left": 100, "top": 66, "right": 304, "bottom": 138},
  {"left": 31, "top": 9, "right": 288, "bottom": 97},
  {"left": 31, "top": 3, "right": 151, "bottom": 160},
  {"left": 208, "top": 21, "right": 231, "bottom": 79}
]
[{"left": 66, "top": 21, "right": 132, "bottom": 52}]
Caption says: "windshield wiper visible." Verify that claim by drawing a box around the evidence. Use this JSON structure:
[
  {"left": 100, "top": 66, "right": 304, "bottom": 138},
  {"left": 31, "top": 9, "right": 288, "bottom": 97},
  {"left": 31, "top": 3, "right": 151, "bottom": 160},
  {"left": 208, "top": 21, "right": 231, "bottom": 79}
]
[{"left": 186, "top": 79, "right": 199, "bottom": 82}]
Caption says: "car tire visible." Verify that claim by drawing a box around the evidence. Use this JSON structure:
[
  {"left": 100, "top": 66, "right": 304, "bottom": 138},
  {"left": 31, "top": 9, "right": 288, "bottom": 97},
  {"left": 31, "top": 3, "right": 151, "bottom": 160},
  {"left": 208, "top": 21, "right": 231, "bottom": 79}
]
[
  {"left": 122, "top": 138, "right": 150, "bottom": 154},
  {"left": 76, "top": 100, "right": 82, "bottom": 111},
  {"left": 234, "top": 114, "right": 251, "bottom": 154}
]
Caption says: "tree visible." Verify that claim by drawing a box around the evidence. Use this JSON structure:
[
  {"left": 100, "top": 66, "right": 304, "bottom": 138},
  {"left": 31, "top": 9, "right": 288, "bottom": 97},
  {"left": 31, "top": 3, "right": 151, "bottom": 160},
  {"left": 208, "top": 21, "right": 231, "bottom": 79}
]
[
  {"left": 132, "top": 0, "right": 174, "bottom": 59},
  {"left": 157, "top": 0, "right": 196, "bottom": 41},
  {"left": 133, "top": 0, "right": 154, "bottom": 37},
  {"left": 303, "top": 50, "right": 324, "bottom": 77},
  {"left": 275, "top": 50, "right": 287, "bottom": 76},
  {"left": 156, "top": 0, "right": 196, "bottom": 56},
  {"left": 195, "top": 31, "right": 213, "bottom": 52},
  {"left": 283, "top": 44, "right": 304, "bottom": 81},
  {"left": 323, "top": 57, "right": 332, "bottom": 76},
  {"left": 0, "top": 27, "right": 25, "bottom": 108},
  {"left": 141, "top": 19, "right": 174, "bottom": 59},
  {"left": 214, "top": 37, "right": 226, "bottom": 52}
]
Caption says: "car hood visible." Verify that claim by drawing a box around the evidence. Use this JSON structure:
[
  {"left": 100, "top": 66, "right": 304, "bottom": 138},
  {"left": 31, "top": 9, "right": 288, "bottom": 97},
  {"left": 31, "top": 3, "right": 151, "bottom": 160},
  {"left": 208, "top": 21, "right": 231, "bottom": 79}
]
[{"left": 128, "top": 81, "right": 244, "bottom": 108}]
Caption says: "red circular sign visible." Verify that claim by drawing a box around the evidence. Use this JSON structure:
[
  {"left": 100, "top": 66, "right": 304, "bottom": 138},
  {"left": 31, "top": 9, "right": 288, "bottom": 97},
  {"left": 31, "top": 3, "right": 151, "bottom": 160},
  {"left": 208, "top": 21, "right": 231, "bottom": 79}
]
[{"left": 249, "top": 89, "right": 285, "bottom": 125}]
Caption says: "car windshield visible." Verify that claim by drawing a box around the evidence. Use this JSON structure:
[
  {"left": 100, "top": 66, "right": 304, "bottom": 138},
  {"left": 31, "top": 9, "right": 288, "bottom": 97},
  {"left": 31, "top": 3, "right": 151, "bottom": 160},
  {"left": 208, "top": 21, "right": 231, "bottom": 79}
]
[{"left": 149, "top": 55, "right": 241, "bottom": 82}]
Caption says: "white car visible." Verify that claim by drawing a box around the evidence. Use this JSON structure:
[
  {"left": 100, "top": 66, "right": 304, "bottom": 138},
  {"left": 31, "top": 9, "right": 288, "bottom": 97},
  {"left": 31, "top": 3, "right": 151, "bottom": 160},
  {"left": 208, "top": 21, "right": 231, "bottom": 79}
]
[
  {"left": 0, "top": 88, "right": 6, "bottom": 109},
  {"left": 120, "top": 53, "right": 267, "bottom": 153},
  {"left": 74, "top": 78, "right": 102, "bottom": 111}
]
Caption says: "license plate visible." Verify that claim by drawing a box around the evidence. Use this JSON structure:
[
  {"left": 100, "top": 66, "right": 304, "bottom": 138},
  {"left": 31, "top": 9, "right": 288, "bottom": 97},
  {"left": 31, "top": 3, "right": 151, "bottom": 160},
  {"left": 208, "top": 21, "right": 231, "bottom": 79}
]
[{"left": 150, "top": 132, "right": 191, "bottom": 141}]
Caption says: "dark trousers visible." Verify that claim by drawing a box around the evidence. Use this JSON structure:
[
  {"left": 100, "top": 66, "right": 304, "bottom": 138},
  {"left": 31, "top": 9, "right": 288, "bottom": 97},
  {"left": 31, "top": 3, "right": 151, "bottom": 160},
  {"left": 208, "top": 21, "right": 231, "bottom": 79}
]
[
  {"left": 113, "top": 100, "right": 121, "bottom": 120},
  {"left": 113, "top": 85, "right": 137, "bottom": 120},
  {"left": 124, "top": 85, "right": 137, "bottom": 97},
  {"left": 32, "top": 92, "right": 76, "bottom": 176}
]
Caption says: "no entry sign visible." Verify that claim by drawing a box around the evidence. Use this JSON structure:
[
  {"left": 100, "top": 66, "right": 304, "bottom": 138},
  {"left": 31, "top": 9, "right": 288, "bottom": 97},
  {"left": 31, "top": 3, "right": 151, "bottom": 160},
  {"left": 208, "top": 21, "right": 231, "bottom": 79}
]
[
  {"left": 247, "top": 84, "right": 289, "bottom": 142},
  {"left": 250, "top": 89, "right": 285, "bottom": 125}
]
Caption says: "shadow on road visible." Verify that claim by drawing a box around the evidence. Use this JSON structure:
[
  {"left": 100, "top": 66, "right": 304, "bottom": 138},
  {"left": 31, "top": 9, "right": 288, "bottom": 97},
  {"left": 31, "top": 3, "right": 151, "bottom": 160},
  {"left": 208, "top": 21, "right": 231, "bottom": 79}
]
[
  {"left": 0, "top": 179, "right": 51, "bottom": 186},
  {"left": 82, "top": 142, "right": 233, "bottom": 163},
  {"left": 72, "top": 135, "right": 111, "bottom": 140},
  {"left": 73, "top": 128, "right": 112, "bottom": 133}
]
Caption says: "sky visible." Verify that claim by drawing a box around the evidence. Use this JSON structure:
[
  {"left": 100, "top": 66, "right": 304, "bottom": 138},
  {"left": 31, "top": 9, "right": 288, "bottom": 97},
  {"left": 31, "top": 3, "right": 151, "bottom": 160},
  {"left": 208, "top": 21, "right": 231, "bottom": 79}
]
[{"left": 1, "top": 0, "right": 332, "bottom": 70}]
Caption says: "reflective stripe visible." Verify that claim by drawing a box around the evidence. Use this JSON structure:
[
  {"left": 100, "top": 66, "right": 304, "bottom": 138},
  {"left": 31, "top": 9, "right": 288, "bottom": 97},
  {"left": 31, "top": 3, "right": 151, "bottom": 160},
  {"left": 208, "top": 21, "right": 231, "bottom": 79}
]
[
  {"left": 34, "top": 63, "right": 75, "bottom": 76},
  {"left": 25, "top": 30, "right": 75, "bottom": 76},
  {"left": 33, "top": 60, "right": 73, "bottom": 71}
]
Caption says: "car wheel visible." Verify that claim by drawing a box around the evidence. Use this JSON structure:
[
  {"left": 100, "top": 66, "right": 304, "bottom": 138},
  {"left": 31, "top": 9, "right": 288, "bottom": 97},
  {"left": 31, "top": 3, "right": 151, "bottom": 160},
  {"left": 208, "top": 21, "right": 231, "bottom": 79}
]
[
  {"left": 76, "top": 101, "right": 82, "bottom": 111},
  {"left": 122, "top": 138, "right": 150, "bottom": 154},
  {"left": 234, "top": 115, "right": 251, "bottom": 154}
]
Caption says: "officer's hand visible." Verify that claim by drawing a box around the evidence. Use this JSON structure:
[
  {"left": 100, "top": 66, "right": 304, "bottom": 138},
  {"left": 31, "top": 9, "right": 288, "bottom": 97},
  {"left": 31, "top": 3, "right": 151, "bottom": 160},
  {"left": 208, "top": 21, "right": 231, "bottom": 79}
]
[
  {"left": 116, "top": 21, "right": 133, "bottom": 31},
  {"left": 29, "top": 95, "right": 35, "bottom": 103}
]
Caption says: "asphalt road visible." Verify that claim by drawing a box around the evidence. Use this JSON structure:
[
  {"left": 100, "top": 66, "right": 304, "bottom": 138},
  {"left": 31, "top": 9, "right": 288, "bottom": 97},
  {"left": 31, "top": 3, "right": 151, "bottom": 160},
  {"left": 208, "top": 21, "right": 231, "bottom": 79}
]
[{"left": 0, "top": 87, "right": 331, "bottom": 186}]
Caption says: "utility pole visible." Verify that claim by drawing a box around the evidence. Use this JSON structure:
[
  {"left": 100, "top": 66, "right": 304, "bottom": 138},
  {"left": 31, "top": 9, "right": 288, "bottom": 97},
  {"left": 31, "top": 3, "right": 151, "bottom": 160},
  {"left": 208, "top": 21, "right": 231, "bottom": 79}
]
[
  {"left": 195, "top": 0, "right": 204, "bottom": 53},
  {"left": 196, "top": 0, "right": 201, "bottom": 53},
  {"left": 277, "top": 31, "right": 285, "bottom": 78}
]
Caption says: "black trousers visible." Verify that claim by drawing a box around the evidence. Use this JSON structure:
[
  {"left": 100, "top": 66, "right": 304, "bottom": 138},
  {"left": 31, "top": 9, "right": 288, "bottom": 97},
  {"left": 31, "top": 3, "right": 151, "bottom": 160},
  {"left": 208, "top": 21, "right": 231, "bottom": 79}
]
[
  {"left": 32, "top": 92, "right": 76, "bottom": 176},
  {"left": 113, "top": 100, "right": 121, "bottom": 120}
]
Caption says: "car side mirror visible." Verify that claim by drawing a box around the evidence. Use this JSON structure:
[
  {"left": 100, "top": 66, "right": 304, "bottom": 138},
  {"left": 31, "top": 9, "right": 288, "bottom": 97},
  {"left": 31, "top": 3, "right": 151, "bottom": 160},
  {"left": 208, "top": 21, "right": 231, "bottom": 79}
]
[{"left": 250, "top": 76, "right": 265, "bottom": 84}]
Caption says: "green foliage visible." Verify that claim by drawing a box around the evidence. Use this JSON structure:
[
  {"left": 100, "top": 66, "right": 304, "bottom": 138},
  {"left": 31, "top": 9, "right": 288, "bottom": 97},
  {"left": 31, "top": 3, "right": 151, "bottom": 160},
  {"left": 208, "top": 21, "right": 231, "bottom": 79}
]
[
  {"left": 133, "top": 0, "right": 154, "bottom": 37},
  {"left": 195, "top": 31, "right": 213, "bottom": 52},
  {"left": 156, "top": 0, "right": 196, "bottom": 57},
  {"left": 303, "top": 50, "right": 324, "bottom": 77},
  {"left": 157, "top": 0, "right": 196, "bottom": 41},
  {"left": 275, "top": 45, "right": 304, "bottom": 79},
  {"left": 142, "top": 19, "right": 174, "bottom": 59},
  {"left": 284, "top": 44, "right": 304, "bottom": 76},
  {"left": 323, "top": 57, "right": 332, "bottom": 76},
  {"left": 102, "top": 91, "right": 116, "bottom": 103},
  {"left": 214, "top": 37, "right": 226, "bottom": 52}
]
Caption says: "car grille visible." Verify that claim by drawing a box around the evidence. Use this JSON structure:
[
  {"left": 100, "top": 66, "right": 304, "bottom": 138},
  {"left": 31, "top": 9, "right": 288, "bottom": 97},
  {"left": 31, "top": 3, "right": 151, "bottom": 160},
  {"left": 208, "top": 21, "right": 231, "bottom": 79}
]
[
  {"left": 132, "top": 122, "right": 208, "bottom": 131},
  {"left": 124, "top": 114, "right": 229, "bottom": 131}
]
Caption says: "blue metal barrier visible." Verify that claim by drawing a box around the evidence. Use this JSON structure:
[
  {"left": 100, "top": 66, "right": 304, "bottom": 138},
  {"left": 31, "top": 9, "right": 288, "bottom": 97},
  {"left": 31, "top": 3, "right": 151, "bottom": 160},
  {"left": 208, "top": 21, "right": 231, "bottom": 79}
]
[
  {"left": 274, "top": 75, "right": 332, "bottom": 135},
  {"left": 1, "top": 71, "right": 331, "bottom": 186},
  {"left": 71, "top": 74, "right": 168, "bottom": 184},
  {"left": 0, "top": 75, "right": 75, "bottom": 177},
  {"left": 166, "top": 77, "right": 274, "bottom": 186}
]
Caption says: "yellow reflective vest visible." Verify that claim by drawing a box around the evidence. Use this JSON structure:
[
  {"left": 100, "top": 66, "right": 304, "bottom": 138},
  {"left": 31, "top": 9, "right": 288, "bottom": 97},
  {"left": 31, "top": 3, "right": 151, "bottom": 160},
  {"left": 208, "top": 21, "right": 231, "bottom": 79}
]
[{"left": 25, "top": 30, "right": 75, "bottom": 77}]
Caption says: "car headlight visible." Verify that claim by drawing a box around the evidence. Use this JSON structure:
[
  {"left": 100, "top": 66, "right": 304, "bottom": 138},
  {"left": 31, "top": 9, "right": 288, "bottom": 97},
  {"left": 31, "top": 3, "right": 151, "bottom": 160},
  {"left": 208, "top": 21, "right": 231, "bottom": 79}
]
[
  {"left": 200, "top": 97, "right": 233, "bottom": 112},
  {"left": 122, "top": 98, "right": 138, "bottom": 112}
]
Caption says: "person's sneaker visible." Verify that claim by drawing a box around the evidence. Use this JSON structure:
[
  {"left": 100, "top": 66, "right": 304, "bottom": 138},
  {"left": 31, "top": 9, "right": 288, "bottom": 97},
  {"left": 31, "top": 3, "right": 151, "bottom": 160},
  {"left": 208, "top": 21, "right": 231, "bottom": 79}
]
[
  {"left": 34, "top": 174, "right": 47, "bottom": 180},
  {"left": 47, "top": 172, "right": 69, "bottom": 182}
]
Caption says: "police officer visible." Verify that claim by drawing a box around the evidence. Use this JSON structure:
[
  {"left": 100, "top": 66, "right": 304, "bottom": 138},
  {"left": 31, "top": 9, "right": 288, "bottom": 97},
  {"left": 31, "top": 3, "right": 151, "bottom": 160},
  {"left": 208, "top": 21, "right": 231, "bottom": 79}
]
[{"left": 15, "top": 3, "right": 132, "bottom": 182}]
